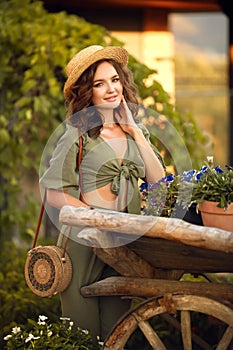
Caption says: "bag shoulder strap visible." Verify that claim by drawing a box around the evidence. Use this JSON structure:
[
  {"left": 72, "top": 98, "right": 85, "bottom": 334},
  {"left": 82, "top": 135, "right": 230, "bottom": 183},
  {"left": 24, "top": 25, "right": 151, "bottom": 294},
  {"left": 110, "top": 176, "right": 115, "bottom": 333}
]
[{"left": 32, "top": 129, "right": 83, "bottom": 249}]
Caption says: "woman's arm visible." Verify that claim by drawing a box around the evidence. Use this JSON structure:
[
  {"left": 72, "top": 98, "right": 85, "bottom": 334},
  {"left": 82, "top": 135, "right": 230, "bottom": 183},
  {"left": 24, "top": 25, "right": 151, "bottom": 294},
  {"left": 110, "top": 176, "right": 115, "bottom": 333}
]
[
  {"left": 47, "top": 189, "right": 91, "bottom": 210},
  {"left": 129, "top": 128, "right": 165, "bottom": 183},
  {"left": 116, "top": 96, "right": 165, "bottom": 183}
]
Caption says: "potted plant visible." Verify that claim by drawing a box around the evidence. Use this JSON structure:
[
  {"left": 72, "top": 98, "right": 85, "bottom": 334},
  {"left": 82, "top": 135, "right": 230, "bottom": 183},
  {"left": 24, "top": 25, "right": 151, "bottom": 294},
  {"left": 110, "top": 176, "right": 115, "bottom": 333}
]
[
  {"left": 190, "top": 157, "right": 233, "bottom": 231},
  {"left": 140, "top": 157, "right": 233, "bottom": 231}
]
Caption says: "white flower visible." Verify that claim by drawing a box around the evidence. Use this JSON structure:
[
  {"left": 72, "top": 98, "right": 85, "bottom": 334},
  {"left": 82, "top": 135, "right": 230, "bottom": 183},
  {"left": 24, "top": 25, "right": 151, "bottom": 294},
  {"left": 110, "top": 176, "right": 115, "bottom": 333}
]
[
  {"left": 38, "top": 315, "right": 48, "bottom": 325},
  {"left": 25, "top": 333, "right": 40, "bottom": 343},
  {"left": 68, "top": 321, "right": 74, "bottom": 330},
  {"left": 48, "top": 331, "right": 53, "bottom": 337},
  {"left": 12, "top": 326, "right": 21, "bottom": 334},
  {"left": 4, "top": 334, "right": 12, "bottom": 341},
  {"left": 207, "top": 156, "right": 214, "bottom": 164},
  {"left": 38, "top": 315, "right": 48, "bottom": 321},
  {"left": 97, "top": 336, "right": 104, "bottom": 346},
  {"left": 82, "top": 329, "right": 89, "bottom": 335},
  {"left": 60, "top": 317, "right": 70, "bottom": 321}
]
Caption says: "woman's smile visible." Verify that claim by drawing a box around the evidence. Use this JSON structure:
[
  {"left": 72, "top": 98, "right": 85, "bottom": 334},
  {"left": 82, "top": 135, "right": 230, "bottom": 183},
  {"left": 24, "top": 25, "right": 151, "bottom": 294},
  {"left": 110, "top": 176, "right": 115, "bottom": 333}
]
[{"left": 104, "top": 95, "right": 118, "bottom": 102}]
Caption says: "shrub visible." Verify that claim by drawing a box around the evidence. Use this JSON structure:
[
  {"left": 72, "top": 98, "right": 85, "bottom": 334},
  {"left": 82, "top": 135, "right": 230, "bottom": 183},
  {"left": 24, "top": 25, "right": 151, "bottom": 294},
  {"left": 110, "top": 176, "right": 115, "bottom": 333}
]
[
  {"left": 4, "top": 315, "right": 102, "bottom": 349},
  {"left": 0, "top": 241, "right": 61, "bottom": 348}
]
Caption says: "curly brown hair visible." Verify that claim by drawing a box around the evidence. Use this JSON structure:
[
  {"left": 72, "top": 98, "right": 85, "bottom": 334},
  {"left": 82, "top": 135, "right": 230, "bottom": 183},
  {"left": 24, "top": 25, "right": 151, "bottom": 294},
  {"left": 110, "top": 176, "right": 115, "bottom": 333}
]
[{"left": 66, "top": 59, "right": 139, "bottom": 138}]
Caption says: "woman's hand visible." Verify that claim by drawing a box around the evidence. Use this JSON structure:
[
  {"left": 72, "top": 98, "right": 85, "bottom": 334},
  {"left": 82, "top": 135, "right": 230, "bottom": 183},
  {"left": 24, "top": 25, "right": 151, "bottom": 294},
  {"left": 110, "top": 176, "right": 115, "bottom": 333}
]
[
  {"left": 115, "top": 96, "right": 165, "bottom": 182},
  {"left": 115, "top": 95, "right": 138, "bottom": 136}
]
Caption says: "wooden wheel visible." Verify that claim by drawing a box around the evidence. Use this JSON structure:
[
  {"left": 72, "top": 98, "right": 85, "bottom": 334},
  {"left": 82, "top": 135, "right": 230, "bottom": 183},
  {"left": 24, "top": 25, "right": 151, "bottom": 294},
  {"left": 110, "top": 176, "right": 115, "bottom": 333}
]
[{"left": 103, "top": 294, "right": 233, "bottom": 350}]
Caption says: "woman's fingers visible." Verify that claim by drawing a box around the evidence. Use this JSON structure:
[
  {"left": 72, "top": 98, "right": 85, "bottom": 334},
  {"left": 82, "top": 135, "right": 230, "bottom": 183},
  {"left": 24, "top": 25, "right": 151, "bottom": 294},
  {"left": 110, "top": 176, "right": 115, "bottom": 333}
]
[{"left": 114, "top": 99, "right": 137, "bottom": 135}]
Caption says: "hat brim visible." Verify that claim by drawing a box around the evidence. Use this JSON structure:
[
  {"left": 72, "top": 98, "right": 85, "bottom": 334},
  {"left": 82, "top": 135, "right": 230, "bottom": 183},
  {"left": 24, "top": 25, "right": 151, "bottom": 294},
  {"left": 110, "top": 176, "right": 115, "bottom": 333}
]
[{"left": 64, "top": 46, "right": 128, "bottom": 100}]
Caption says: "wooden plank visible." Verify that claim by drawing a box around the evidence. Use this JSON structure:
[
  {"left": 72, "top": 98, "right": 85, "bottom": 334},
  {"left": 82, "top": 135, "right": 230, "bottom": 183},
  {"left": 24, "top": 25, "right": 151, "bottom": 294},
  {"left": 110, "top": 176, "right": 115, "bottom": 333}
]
[
  {"left": 126, "top": 236, "right": 233, "bottom": 273},
  {"left": 94, "top": 245, "right": 158, "bottom": 278},
  {"left": 59, "top": 206, "right": 233, "bottom": 253},
  {"left": 94, "top": 245, "right": 184, "bottom": 280},
  {"left": 76, "top": 227, "right": 183, "bottom": 278},
  {"left": 80, "top": 276, "right": 233, "bottom": 302}
]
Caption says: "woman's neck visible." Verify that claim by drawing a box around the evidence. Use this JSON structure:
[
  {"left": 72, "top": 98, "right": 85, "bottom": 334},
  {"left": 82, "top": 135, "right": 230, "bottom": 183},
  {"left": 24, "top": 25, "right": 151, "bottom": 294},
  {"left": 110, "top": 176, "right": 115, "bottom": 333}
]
[{"left": 99, "top": 108, "right": 115, "bottom": 127}]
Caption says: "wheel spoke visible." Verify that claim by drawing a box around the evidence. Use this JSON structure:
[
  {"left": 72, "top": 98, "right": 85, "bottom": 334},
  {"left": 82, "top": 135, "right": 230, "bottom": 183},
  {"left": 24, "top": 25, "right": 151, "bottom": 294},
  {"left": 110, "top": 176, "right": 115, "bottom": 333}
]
[
  {"left": 138, "top": 320, "right": 167, "bottom": 350},
  {"left": 181, "top": 310, "right": 192, "bottom": 350},
  {"left": 161, "top": 313, "right": 211, "bottom": 350},
  {"left": 215, "top": 326, "right": 233, "bottom": 350}
]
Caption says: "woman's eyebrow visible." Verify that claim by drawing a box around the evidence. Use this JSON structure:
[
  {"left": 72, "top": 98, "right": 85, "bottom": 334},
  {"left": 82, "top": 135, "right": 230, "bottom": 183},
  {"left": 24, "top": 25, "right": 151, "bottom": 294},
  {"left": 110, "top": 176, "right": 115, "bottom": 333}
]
[{"left": 93, "top": 74, "right": 119, "bottom": 83}]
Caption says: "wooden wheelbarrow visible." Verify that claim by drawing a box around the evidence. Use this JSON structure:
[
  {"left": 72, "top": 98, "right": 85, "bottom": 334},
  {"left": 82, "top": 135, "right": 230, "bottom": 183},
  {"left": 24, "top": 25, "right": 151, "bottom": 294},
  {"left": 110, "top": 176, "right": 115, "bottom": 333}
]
[{"left": 60, "top": 206, "right": 233, "bottom": 350}]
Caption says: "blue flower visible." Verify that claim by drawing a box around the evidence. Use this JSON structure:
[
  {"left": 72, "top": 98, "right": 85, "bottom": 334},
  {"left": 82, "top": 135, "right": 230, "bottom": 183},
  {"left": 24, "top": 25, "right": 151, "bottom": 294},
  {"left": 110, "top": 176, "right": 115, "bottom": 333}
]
[
  {"left": 195, "top": 172, "right": 203, "bottom": 181},
  {"left": 140, "top": 182, "right": 148, "bottom": 191},
  {"left": 165, "top": 174, "right": 174, "bottom": 182},
  {"left": 214, "top": 166, "right": 223, "bottom": 173},
  {"left": 183, "top": 170, "right": 195, "bottom": 176},
  {"left": 200, "top": 166, "right": 208, "bottom": 173},
  {"left": 181, "top": 170, "right": 196, "bottom": 182}
]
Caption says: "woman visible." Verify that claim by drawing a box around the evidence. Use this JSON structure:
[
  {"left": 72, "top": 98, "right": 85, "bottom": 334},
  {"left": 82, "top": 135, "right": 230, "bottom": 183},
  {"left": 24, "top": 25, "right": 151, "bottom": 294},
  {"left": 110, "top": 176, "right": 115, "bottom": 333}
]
[{"left": 40, "top": 45, "right": 165, "bottom": 341}]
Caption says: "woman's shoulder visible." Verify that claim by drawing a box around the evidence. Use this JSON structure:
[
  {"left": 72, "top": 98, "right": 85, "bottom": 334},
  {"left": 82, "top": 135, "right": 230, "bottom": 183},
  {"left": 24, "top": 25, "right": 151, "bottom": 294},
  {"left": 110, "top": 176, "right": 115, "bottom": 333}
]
[
  {"left": 59, "top": 122, "right": 89, "bottom": 146},
  {"left": 136, "top": 122, "right": 150, "bottom": 136}
]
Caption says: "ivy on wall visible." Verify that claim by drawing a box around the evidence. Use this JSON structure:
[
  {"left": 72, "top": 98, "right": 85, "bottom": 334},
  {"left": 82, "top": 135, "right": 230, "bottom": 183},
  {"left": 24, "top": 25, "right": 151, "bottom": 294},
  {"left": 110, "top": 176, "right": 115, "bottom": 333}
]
[{"left": 0, "top": 0, "right": 208, "bottom": 241}]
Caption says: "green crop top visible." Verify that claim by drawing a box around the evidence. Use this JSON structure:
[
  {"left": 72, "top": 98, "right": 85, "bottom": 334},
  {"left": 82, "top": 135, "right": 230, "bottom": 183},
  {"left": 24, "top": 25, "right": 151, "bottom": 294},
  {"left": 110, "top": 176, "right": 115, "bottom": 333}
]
[{"left": 39, "top": 122, "right": 164, "bottom": 214}]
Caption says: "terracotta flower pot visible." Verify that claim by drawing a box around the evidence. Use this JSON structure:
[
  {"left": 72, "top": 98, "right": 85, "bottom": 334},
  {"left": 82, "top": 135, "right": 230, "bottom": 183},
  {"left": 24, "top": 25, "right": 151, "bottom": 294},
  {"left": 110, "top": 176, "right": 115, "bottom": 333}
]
[{"left": 198, "top": 201, "right": 233, "bottom": 232}]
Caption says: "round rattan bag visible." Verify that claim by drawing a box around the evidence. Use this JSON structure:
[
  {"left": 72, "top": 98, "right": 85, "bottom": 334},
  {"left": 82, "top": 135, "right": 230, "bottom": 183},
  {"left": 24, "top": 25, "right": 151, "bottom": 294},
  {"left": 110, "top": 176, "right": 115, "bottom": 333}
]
[{"left": 25, "top": 245, "right": 72, "bottom": 297}]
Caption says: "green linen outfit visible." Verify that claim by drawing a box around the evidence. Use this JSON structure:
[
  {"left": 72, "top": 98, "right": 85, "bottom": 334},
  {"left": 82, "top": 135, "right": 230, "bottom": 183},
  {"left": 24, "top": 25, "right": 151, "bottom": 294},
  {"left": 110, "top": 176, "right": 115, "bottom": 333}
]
[{"left": 39, "top": 121, "right": 164, "bottom": 340}]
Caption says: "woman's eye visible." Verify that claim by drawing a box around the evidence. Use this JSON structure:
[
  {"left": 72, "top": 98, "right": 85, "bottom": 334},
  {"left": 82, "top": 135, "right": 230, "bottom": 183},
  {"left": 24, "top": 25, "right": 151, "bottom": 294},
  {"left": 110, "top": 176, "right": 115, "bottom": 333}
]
[
  {"left": 93, "top": 82, "right": 102, "bottom": 88},
  {"left": 113, "top": 78, "right": 120, "bottom": 83}
]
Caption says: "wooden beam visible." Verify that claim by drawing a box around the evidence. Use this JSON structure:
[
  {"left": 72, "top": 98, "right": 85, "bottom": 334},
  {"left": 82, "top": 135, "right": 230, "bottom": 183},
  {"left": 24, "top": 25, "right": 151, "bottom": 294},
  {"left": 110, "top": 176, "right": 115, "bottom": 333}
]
[
  {"left": 93, "top": 245, "right": 183, "bottom": 279},
  {"left": 80, "top": 276, "right": 233, "bottom": 301},
  {"left": 43, "top": 0, "right": 221, "bottom": 12},
  {"left": 59, "top": 206, "right": 233, "bottom": 253}
]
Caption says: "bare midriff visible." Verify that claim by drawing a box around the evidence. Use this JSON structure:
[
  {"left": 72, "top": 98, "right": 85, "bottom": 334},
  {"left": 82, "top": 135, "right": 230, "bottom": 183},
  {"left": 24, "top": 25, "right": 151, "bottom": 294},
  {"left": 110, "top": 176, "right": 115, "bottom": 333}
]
[
  {"left": 83, "top": 182, "right": 127, "bottom": 211},
  {"left": 83, "top": 126, "right": 128, "bottom": 211}
]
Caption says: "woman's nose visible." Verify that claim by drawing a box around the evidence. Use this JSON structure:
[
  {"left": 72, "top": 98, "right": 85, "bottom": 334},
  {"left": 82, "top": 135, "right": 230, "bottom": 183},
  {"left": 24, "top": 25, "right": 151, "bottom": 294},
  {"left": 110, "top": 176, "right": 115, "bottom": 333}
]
[{"left": 106, "top": 82, "right": 115, "bottom": 92}]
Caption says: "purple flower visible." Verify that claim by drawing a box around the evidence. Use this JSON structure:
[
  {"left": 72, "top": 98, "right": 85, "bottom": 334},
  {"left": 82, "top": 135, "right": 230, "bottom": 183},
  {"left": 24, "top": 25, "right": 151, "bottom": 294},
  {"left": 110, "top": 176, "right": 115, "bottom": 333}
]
[
  {"left": 148, "top": 182, "right": 161, "bottom": 191},
  {"left": 151, "top": 196, "right": 158, "bottom": 205}
]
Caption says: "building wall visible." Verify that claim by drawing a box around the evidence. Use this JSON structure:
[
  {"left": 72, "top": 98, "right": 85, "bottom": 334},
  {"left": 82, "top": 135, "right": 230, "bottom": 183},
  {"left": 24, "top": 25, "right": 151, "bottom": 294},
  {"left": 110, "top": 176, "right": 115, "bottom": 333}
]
[{"left": 112, "top": 30, "right": 175, "bottom": 96}]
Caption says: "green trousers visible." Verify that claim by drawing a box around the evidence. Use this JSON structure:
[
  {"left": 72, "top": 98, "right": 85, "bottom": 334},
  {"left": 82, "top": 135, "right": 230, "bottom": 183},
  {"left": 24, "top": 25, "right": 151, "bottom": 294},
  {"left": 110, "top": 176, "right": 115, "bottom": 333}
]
[{"left": 57, "top": 227, "right": 131, "bottom": 341}]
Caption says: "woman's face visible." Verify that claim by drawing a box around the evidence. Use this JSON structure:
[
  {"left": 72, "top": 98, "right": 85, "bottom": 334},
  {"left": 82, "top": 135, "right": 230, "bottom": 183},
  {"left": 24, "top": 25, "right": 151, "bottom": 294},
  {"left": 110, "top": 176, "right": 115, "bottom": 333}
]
[{"left": 92, "top": 61, "right": 123, "bottom": 108}]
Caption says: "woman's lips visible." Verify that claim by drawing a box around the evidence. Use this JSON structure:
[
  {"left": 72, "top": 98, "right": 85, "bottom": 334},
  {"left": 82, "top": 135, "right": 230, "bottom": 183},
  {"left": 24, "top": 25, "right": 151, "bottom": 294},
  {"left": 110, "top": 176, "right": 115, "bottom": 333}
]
[{"left": 105, "top": 95, "right": 118, "bottom": 102}]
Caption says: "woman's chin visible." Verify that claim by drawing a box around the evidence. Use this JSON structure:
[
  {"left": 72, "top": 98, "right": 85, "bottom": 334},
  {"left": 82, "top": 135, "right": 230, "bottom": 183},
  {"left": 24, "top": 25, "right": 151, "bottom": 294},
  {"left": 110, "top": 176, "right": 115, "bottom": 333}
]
[{"left": 97, "top": 100, "right": 121, "bottom": 110}]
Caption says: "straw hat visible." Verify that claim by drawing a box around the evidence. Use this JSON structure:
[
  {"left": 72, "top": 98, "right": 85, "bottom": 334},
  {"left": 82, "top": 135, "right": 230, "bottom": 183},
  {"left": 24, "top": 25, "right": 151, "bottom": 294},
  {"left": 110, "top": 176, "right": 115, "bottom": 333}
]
[{"left": 63, "top": 45, "right": 128, "bottom": 100}]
